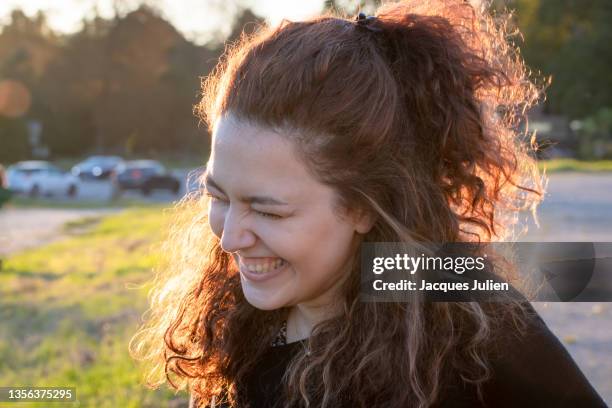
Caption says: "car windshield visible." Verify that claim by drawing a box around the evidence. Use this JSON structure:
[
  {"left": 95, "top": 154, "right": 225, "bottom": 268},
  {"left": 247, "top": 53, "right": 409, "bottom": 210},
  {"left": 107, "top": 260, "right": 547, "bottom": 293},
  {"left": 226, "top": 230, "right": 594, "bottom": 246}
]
[
  {"left": 17, "top": 168, "right": 44, "bottom": 175},
  {"left": 120, "top": 162, "right": 165, "bottom": 174},
  {"left": 83, "top": 157, "right": 121, "bottom": 165},
  {"left": 12, "top": 163, "right": 60, "bottom": 174}
]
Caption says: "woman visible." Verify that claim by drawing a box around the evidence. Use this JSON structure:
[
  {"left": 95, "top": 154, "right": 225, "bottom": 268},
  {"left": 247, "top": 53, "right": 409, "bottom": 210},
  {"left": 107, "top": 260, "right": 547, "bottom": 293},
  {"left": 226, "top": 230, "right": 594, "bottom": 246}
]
[{"left": 131, "top": 1, "right": 606, "bottom": 407}]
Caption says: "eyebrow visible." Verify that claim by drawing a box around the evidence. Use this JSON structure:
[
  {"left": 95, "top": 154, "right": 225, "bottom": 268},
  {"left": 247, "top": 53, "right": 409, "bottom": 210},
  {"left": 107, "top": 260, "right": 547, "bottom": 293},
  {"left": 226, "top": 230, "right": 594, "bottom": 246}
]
[{"left": 204, "top": 174, "right": 289, "bottom": 206}]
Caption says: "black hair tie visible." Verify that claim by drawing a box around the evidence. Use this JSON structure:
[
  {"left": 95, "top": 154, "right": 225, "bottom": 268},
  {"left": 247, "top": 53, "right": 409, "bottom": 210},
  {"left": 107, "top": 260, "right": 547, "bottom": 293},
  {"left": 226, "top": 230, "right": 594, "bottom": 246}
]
[{"left": 354, "top": 12, "right": 382, "bottom": 32}]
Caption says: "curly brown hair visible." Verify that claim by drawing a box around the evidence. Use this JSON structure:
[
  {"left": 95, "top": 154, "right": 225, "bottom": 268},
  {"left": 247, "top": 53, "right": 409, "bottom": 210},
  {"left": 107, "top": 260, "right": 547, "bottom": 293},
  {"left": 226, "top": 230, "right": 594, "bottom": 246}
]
[{"left": 130, "top": 1, "right": 545, "bottom": 407}]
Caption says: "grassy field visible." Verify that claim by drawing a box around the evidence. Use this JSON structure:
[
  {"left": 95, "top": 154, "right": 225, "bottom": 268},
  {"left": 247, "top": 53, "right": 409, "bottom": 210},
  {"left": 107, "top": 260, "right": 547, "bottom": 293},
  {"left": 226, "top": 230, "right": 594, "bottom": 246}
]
[
  {"left": 0, "top": 207, "right": 186, "bottom": 408},
  {"left": 7, "top": 196, "right": 163, "bottom": 210},
  {"left": 539, "top": 158, "right": 612, "bottom": 173}
]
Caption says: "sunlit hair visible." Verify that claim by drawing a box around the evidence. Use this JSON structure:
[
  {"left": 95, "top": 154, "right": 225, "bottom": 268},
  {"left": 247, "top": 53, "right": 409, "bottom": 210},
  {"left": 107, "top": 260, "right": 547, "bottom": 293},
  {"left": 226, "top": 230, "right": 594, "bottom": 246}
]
[{"left": 131, "top": 1, "right": 545, "bottom": 407}]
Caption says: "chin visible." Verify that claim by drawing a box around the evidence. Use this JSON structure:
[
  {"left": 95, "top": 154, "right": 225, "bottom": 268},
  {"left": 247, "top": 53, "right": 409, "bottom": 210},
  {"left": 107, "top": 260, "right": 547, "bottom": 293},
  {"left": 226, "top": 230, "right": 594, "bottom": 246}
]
[
  {"left": 240, "top": 284, "right": 289, "bottom": 311},
  {"left": 243, "top": 296, "right": 286, "bottom": 311}
]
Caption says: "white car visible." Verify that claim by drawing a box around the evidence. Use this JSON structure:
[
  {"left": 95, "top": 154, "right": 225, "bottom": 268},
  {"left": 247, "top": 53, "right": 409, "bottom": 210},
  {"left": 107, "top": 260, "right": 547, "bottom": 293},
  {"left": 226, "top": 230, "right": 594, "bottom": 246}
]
[{"left": 6, "top": 161, "right": 79, "bottom": 198}]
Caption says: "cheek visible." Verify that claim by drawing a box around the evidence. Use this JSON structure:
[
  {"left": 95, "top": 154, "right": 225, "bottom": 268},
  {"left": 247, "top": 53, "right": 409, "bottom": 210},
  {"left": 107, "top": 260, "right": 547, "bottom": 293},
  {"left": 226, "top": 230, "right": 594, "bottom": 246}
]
[
  {"left": 208, "top": 202, "right": 225, "bottom": 239},
  {"left": 290, "top": 216, "right": 356, "bottom": 277}
]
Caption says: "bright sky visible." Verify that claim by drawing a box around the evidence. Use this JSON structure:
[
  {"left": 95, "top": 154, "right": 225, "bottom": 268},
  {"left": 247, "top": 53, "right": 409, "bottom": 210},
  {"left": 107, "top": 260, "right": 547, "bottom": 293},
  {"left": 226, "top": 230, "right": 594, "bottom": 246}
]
[{"left": 0, "top": 0, "right": 326, "bottom": 44}]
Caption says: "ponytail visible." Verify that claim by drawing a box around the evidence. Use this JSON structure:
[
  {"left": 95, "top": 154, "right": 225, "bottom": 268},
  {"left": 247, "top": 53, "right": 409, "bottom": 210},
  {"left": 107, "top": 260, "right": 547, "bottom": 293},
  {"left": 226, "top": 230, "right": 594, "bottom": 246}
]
[{"left": 360, "top": 1, "right": 542, "bottom": 240}]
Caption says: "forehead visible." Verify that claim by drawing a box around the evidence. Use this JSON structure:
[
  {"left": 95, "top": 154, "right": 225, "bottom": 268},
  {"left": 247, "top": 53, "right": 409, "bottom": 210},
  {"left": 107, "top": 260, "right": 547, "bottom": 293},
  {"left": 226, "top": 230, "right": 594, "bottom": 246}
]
[
  {"left": 212, "top": 115, "right": 290, "bottom": 162},
  {"left": 208, "top": 114, "right": 321, "bottom": 197}
]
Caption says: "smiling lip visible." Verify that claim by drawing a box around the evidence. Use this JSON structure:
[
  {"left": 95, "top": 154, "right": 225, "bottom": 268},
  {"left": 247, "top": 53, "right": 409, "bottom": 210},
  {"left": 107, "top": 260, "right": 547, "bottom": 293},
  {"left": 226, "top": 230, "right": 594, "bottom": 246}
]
[{"left": 238, "top": 257, "right": 288, "bottom": 282}]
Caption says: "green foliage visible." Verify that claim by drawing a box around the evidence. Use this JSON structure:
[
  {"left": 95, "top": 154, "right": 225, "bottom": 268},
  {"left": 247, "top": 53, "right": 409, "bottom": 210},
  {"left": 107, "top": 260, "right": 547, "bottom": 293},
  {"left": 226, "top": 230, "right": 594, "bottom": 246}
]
[
  {"left": 575, "top": 107, "right": 612, "bottom": 159},
  {"left": 0, "top": 116, "right": 29, "bottom": 162},
  {"left": 538, "top": 158, "right": 612, "bottom": 172},
  {"left": 0, "top": 207, "right": 187, "bottom": 407},
  {"left": 0, "top": 6, "right": 227, "bottom": 161},
  {"left": 0, "top": 186, "right": 12, "bottom": 207},
  {"left": 506, "top": 0, "right": 612, "bottom": 118},
  {"left": 581, "top": 107, "right": 612, "bottom": 139}
]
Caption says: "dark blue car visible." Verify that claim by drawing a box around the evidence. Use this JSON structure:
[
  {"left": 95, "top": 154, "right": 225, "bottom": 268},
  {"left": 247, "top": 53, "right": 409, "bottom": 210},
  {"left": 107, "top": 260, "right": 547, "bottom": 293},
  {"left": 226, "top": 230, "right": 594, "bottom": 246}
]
[
  {"left": 112, "top": 160, "right": 180, "bottom": 196},
  {"left": 71, "top": 156, "right": 124, "bottom": 180}
]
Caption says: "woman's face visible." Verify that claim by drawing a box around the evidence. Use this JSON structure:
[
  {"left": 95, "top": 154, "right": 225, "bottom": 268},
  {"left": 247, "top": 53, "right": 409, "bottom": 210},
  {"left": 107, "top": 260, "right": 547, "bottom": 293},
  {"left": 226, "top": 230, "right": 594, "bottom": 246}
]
[{"left": 206, "top": 114, "right": 370, "bottom": 311}]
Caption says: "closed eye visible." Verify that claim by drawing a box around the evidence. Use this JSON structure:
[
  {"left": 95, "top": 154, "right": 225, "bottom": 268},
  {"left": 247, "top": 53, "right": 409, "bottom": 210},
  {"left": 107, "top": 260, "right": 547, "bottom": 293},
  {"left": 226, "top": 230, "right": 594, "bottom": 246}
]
[
  {"left": 254, "top": 210, "right": 282, "bottom": 219},
  {"left": 206, "top": 192, "right": 280, "bottom": 219}
]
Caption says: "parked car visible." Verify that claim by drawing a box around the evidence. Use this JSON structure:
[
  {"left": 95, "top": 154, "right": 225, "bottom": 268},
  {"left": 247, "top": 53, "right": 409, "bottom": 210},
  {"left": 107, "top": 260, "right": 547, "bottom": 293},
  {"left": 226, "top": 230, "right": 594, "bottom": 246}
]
[
  {"left": 6, "top": 161, "right": 79, "bottom": 197},
  {"left": 71, "top": 155, "right": 124, "bottom": 180},
  {"left": 112, "top": 160, "right": 181, "bottom": 196}
]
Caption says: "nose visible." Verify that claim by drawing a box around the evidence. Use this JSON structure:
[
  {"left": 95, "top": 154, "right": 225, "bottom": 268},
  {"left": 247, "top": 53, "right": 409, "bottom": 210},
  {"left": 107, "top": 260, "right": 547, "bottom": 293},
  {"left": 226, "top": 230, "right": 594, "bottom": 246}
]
[{"left": 220, "top": 205, "right": 256, "bottom": 253}]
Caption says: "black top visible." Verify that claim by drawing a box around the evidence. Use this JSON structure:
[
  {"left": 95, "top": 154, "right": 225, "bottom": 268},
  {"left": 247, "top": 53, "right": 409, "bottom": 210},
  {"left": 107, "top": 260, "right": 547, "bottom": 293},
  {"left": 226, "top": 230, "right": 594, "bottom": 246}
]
[{"left": 191, "top": 308, "right": 607, "bottom": 408}]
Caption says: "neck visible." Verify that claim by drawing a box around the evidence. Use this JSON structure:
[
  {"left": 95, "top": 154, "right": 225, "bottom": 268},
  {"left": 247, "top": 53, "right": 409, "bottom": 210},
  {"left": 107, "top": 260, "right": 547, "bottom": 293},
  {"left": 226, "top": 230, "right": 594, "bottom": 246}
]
[
  {"left": 285, "top": 287, "right": 348, "bottom": 343},
  {"left": 285, "top": 304, "right": 323, "bottom": 343},
  {"left": 285, "top": 246, "right": 357, "bottom": 343}
]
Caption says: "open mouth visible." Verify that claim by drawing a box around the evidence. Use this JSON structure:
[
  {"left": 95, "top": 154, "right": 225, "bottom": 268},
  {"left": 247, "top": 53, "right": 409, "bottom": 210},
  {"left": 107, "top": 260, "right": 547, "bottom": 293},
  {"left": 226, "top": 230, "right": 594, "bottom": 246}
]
[{"left": 241, "top": 258, "right": 287, "bottom": 275}]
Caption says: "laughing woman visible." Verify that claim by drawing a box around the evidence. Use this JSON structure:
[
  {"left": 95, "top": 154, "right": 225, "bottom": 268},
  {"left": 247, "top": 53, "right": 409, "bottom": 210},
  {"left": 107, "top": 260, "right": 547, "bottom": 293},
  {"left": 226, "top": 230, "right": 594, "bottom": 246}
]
[{"left": 131, "top": 1, "right": 606, "bottom": 407}]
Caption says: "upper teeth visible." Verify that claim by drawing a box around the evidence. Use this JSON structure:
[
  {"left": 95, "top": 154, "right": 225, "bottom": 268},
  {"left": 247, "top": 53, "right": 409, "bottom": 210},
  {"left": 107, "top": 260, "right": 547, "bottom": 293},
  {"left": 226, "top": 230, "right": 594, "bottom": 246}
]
[{"left": 245, "top": 258, "right": 285, "bottom": 274}]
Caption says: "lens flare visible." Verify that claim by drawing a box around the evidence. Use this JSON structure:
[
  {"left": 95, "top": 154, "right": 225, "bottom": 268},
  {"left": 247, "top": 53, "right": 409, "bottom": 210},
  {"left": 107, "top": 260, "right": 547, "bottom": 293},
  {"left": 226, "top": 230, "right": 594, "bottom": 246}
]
[{"left": 0, "top": 80, "right": 31, "bottom": 118}]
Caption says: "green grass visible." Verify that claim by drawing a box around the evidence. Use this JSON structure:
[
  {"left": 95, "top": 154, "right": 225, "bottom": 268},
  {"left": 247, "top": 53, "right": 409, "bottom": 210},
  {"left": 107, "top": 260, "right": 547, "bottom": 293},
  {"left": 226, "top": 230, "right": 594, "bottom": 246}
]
[
  {"left": 8, "top": 196, "right": 163, "bottom": 209},
  {"left": 0, "top": 207, "right": 187, "bottom": 407},
  {"left": 539, "top": 158, "right": 612, "bottom": 173}
]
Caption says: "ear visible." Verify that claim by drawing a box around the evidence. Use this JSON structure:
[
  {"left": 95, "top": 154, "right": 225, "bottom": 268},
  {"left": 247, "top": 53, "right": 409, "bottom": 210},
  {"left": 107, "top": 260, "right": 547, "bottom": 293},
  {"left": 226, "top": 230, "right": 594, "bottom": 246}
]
[{"left": 351, "top": 208, "right": 377, "bottom": 235}]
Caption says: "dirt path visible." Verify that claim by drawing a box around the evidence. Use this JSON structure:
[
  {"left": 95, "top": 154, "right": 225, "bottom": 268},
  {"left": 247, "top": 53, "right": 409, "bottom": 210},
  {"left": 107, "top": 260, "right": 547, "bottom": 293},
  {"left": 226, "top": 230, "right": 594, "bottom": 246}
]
[
  {"left": 519, "top": 173, "right": 612, "bottom": 403},
  {"left": 0, "top": 207, "right": 119, "bottom": 256}
]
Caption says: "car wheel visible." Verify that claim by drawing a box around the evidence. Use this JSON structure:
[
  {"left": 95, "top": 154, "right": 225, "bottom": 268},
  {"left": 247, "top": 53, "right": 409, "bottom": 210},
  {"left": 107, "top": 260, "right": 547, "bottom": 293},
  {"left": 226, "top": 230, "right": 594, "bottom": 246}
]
[
  {"left": 67, "top": 184, "right": 78, "bottom": 197},
  {"left": 30, "top": 184, "right": 40, "bottom": 198},
  {"left": 141, "top": 186, "right": 152, "bottom": 196},
  {"left": 172, "top": 184, "right": 180, "bottom": 195}
]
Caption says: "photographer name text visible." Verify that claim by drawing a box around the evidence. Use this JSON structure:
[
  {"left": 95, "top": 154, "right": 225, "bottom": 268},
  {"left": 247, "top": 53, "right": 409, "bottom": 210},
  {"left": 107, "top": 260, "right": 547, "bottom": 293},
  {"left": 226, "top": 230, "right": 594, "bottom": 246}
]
[{"left": 372, "top": 279, "right": 509, "bottom": 292}]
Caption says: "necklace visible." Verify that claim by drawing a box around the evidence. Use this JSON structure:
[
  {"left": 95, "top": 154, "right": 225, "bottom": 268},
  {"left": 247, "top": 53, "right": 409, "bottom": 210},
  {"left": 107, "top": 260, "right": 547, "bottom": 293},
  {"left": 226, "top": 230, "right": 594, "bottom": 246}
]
[
  {"left": 270, "top": 320, "right": 288, "bottom": 347},
  {"left": 270, "top": 320, "right": 312, "bottom": 356}
]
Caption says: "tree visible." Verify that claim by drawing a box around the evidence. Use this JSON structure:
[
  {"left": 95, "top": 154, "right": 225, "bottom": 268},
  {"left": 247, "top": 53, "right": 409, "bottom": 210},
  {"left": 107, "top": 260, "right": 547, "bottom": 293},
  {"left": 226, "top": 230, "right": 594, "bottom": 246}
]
[
  {"left": 504, "top": 0, "right": 612, "bottom": 118},
  {"left": 39, "top": 5, "right": 212, "bottom": 157},
  {"left": 0, "top": 9, "right": 61, "bottom": 161},
  {"left": 0, "top": 116, "right": 29, "bottom": 162}
]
